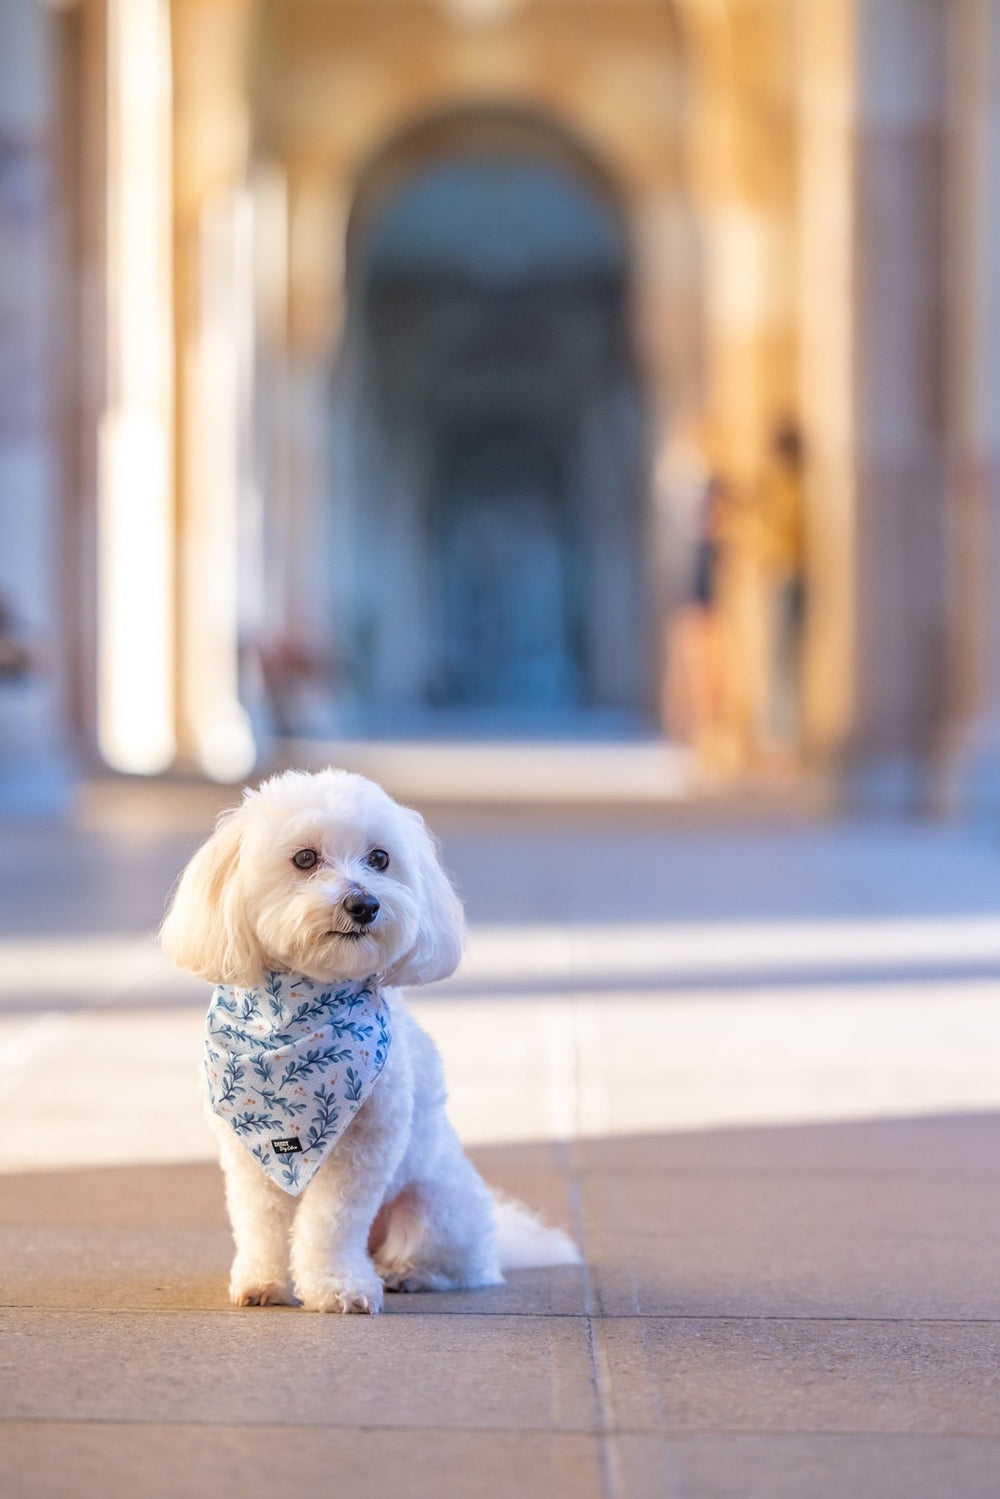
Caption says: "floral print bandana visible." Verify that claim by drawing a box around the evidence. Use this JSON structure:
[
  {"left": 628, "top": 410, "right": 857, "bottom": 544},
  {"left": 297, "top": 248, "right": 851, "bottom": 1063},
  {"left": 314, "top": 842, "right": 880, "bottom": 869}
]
[{"left": 204, "top": 970, "right": 392, "bottom": 1195}]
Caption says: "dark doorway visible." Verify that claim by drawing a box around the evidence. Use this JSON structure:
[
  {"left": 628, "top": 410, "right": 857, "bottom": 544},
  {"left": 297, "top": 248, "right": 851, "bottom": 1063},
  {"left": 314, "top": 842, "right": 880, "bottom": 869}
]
[{"left": 333, "top": 111, "right": 647, "bottom": 736}]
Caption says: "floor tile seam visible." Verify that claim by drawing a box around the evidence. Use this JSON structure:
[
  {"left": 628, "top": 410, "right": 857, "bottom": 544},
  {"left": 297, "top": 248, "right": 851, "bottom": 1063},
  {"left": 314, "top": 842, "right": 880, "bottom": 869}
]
[
  {"left": 5, "top": 1417, "right": 1000, "bottom": 1441},
  {"left": 4, "top": 1307, "right": 1000, "bottom": 1324},
  {"left": 571, "top": 1169, "right": 1000, "bottom": 1181},
  {"left": 558, "top": 1048, "right": 621, "bottom": 1499},
  {"left": 592, "top": 1313, "right": 1000, "bottom": 1326},
  {"left": 0, "top": 1416, "right": 608, "bottom": 1436},
  {"left": 584, "top": 1318, "right": 621, "bottom": 1499},
  {"left": 0, "top": 1304, "right": 596, "bottom": 1317},
  {"left": 605, "top": 1426, "right": 1000, "bottom": 1439},
  {"left": 583, "top": 1226, "right": 989, "bottom": 1239}
]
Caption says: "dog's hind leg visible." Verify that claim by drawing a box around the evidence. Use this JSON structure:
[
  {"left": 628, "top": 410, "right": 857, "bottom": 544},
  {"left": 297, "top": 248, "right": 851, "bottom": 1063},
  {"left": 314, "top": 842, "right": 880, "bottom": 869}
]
[{"left": 373, "top": 1159, "right": 503, "bottom": 1293}]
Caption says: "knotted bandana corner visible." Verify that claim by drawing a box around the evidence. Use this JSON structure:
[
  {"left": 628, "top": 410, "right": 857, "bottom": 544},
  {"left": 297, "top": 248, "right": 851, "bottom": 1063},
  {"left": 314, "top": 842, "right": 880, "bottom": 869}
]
[{"left": 204, "top": 970, "right": 391, "bottom": 1195}]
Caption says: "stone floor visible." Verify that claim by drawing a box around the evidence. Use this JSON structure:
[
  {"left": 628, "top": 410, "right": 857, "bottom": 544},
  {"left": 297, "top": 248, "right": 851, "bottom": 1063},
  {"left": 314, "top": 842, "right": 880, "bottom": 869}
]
[{"left": 3, "top": 787, "right": 1000, "bottom": 1498}]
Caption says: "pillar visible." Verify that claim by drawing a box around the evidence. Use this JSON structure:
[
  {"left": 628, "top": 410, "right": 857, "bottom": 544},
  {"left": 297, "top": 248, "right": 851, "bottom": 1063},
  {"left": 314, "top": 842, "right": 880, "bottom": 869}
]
[
  {"left": 0, "top": 0, "right": 73, "bottom": 810},
  {"left": 171, "top": 0, "right": 256, "bottom": 779},
  {"left": 847, "top": 0, "right": 950, "bottom": 808},
  {"left": 795, "top": 0, "right": 857, "bottom": 761},
  {"left": 936, "top": 0, "right": 1000, "bottom": 811}
]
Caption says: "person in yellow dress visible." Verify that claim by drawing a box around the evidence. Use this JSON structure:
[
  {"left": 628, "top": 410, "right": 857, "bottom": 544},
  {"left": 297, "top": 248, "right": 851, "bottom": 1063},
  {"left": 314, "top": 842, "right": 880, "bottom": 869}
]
[{"left": 754, "top": 418, "right": 808, "bottom": 768}]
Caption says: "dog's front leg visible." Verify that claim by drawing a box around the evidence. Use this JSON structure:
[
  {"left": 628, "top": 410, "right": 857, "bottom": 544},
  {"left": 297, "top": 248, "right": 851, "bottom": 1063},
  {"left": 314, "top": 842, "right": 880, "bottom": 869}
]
[
  {"left": 291, "top": 1051, "right": 412, "bottom": 1314},
  {"left": 213, "top": 1116, "right": 298, "bottom": 1306}
]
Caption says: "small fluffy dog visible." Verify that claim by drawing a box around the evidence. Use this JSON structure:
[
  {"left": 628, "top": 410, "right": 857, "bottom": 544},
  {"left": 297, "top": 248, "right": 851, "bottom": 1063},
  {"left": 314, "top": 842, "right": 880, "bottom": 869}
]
[{"left": 160, "top": 766, "right": 579, "bottom": 1313}]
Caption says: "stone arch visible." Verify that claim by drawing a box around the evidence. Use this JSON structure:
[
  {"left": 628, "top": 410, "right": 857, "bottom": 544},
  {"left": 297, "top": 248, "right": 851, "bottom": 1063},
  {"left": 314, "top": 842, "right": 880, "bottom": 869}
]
[
  {"left": 328, "top": 104, "right": 650, "bottom": 735},
  {"left": 343, "top": 104, "right": 630, "bottom": 280}
]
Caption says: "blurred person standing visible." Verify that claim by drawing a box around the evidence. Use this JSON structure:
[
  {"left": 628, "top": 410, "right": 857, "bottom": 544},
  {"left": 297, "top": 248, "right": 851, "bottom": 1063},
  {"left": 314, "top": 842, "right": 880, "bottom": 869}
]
[
  {"left": 754, "top": 417, "right": 808, "bottom": 769},
  {"left": 663, "top": 472, "right": 747, "bottom": 779}
]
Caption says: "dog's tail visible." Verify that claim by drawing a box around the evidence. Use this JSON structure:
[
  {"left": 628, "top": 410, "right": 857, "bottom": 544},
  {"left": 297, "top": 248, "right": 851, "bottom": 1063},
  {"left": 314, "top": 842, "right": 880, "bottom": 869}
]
[{"left": 491, "top": 1192, "right": 582, "bottom": 1271}]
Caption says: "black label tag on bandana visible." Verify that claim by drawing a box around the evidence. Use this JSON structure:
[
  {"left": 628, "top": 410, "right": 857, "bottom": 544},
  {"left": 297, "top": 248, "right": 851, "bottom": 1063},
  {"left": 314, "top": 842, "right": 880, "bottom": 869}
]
[{"left": 270, "top": 1136, "right": 303, "bottom": 1155}]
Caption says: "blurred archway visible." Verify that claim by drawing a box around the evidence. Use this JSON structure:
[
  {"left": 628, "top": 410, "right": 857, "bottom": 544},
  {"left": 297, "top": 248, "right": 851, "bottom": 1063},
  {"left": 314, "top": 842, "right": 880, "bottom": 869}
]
[{"left": 329, "top": 109, "right": 648, "bottom": 736}]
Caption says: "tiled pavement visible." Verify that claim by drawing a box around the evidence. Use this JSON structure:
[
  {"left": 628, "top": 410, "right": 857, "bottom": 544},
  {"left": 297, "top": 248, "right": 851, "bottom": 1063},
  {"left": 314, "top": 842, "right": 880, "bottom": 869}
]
[{"left": 3, "top": 789, "right": 1000, "bottom": 1498}]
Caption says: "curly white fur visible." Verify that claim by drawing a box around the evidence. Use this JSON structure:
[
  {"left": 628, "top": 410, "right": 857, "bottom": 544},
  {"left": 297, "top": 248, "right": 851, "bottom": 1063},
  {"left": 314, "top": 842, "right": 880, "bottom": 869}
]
[{"left": 160, "top": 767, "right": 579, "bottom": 1313}]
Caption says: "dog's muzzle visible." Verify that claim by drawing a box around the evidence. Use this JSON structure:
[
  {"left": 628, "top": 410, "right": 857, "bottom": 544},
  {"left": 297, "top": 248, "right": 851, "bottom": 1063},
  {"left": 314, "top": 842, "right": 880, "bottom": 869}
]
[{"left": 343, "top": 888, "right": 379, "bottom": 927}]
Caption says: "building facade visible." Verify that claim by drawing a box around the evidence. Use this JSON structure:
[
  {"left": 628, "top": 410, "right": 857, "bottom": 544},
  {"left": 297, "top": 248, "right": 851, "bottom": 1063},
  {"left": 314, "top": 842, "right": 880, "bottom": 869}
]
[{"left": 2, "top": 0, "right": 999, "bottom": 807}]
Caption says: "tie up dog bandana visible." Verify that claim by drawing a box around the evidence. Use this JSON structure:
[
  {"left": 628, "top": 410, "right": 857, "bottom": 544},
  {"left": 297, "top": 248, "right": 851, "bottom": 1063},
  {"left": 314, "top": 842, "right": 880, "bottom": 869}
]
[{"left": 204, "top": 970, "right": 391, "bottom": 1195}]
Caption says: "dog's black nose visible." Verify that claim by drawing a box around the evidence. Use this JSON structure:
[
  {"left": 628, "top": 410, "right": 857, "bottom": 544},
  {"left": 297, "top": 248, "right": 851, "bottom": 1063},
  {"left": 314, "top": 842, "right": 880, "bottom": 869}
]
[{"left": 343, "top": 891, "right": 380, "bottom": 926}]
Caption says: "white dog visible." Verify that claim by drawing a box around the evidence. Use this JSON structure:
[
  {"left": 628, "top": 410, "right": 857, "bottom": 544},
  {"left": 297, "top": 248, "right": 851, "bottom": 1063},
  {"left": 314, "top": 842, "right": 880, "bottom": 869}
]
[{"left": 160, "top": 767, "right": 579, "bottom": 1313}]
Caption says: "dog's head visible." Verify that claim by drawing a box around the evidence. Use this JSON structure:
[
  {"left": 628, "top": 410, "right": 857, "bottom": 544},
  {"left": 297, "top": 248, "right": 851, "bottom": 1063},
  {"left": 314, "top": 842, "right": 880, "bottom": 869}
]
[{"left": 159, "top": 768, "right": 464, "bottom": 988}]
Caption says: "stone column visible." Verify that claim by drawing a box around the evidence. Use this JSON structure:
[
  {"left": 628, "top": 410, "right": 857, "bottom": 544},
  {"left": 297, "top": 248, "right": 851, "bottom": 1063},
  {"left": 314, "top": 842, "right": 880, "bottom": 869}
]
[
  {"left": 281, "top": 158, "right": 349, "bottom": 729},
  {"left": 846, "top": 0, "right": 950, "bottom": 808},
  {"left": 935, "top": 0, "right": 1000, "bottom": 811},
  {"left": 795, "top": 0, "right": 857, "bottom": 761},
  {"left": 52, "top": 0, "right": 102, "bottom": 761},
  {"left": 171, "top": 0, "right": 256, "bottom": 777},
  {"left": 97, "top": 0, "right": 177, "bottom": 775},
  {"left": 0, "top": 0, "right": 73, "bottom": 811}
]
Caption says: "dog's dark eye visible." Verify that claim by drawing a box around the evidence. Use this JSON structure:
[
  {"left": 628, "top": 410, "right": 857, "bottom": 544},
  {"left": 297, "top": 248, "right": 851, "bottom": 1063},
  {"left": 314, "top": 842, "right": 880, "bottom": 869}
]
[
  {"left": 367, "top": 848, "right": 389, "bottom": 872},
  {"left": 292, "top": 848, "right": 318, "bottom": 871}
]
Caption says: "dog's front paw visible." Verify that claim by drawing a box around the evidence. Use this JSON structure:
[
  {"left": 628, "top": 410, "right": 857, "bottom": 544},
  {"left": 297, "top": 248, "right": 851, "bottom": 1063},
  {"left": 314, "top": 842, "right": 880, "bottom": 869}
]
[
  {"left": 230, "top": 1277, "right": 296, "bottom": 1313},
  {"left": 229, "top": 1265, "right": 297, "bottom": 1307},
  {"left": 299, "top": 1275, "right": 384, "bottom": 1315},
  {"left": 230, "top": 1279, "right": 297, "bottom": 1307}
]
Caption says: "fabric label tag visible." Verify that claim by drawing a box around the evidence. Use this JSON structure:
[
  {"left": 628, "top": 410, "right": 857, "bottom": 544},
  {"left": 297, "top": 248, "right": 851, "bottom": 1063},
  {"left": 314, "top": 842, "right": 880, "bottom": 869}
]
[{"left": 270, "top": 1137, "right": 303, "bottom": 1155}]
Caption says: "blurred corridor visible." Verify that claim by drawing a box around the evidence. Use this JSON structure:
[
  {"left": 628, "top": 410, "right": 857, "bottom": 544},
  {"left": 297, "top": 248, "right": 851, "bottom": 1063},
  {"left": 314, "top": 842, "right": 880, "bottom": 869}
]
[{"left": 2, "top": 0, "right": 1000, "bottom": 808}]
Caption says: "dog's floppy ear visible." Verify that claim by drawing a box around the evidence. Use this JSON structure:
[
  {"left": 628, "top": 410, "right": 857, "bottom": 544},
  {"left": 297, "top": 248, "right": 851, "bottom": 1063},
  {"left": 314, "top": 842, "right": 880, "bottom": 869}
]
[
  {"left": 159, "top": 803, "right": 264, "bottom": 985},
  {"left": 385, "top": 809, "right": 465, "bottom": 987}
]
